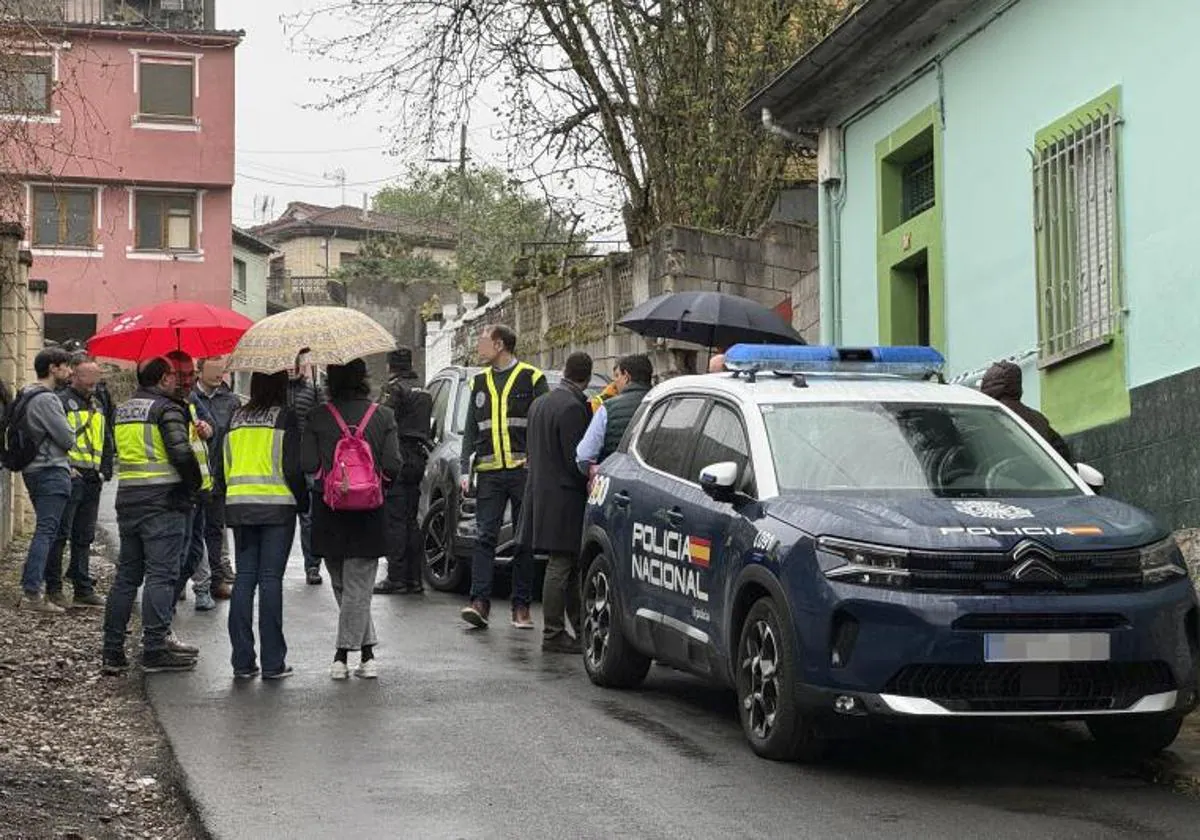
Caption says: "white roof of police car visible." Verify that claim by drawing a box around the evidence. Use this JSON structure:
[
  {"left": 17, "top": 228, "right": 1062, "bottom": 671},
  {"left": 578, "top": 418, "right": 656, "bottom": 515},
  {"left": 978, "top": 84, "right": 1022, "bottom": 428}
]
[{"left": 648, "top": 371, "right": 995, "bottom": 409}]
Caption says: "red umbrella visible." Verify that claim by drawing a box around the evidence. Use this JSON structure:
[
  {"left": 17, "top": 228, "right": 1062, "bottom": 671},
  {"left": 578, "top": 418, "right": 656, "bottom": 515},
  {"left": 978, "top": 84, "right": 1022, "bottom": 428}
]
[{"left": 87, "top": 301, "right": 253, "bottom": 362}]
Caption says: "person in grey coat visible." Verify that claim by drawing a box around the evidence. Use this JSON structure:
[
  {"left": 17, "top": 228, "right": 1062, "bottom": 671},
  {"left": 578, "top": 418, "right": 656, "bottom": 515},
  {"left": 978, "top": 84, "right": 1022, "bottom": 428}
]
[
  {"left": 300, "top": 358, "right": 402, "bottom": 679},
  {"left": 516, "top": 352, "right": 594, "bottom": 653}
]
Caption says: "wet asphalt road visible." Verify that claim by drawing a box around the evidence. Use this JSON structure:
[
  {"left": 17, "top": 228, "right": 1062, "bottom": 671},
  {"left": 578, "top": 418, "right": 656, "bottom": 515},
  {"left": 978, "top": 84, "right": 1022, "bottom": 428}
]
[{"left": 98, "top": 495, "right": 1200, "bottom": 839}]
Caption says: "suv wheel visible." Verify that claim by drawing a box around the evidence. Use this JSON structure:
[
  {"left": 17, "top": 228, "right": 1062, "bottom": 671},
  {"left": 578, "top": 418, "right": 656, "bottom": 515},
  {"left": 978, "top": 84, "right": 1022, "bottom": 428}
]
[
  {"left": 1086, "top": 712, "right": 1184, "bottom": 758},
  {"left": 582, "top": 552, "right": 650, "bottom": 688},
  {"left": 735, "top": 597, "right": 824, "bottom": 762},
  {"left": 423, "top": 498, "right": 465, "bottom": 592}
]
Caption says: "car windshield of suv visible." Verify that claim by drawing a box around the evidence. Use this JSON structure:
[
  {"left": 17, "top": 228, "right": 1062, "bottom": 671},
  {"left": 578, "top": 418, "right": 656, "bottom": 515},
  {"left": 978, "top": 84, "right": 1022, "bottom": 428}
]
[{"left": 761, "top": 401, "right": 1080, "bottom": 498}]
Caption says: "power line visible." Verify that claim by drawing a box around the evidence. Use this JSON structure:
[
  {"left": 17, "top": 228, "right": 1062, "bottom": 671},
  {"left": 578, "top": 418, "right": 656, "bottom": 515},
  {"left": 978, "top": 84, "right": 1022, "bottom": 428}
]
[
  {"left": 237, "top": 144, "right": 392, "bottom": 156},
  {"left": 235, "top": 172, "right": 400, "bottom": 189}
]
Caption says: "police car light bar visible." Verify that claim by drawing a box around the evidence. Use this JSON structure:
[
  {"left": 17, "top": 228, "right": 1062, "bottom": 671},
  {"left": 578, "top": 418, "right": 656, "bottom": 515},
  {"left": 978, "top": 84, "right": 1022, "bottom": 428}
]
[{"left": 724, "top": 344, "right": 945, "bottom": 378}]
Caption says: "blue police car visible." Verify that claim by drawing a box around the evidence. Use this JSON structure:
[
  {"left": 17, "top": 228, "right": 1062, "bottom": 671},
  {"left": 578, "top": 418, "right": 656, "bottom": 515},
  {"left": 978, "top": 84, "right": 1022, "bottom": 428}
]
[{"left": 579, "top": 345, "right": 1199, "bottom": 761}]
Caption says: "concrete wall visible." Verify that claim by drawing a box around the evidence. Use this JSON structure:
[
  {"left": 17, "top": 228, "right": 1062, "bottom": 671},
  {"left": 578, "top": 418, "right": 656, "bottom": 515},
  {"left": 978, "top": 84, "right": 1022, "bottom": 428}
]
[
  {"left": 0, "top": 226, "right": 47, "bottom": 552},
  {"left": 345, "top": 276, "right": 459, "bottom": 386},
  {"left": 429, "top": 222, "right": 819, "bottom": 377}
]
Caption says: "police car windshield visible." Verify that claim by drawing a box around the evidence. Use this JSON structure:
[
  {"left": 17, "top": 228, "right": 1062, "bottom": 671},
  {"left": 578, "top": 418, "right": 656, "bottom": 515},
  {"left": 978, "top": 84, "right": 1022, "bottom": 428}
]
[{"left": 761, "top": 401, "right": 1080, "bottom": 498}]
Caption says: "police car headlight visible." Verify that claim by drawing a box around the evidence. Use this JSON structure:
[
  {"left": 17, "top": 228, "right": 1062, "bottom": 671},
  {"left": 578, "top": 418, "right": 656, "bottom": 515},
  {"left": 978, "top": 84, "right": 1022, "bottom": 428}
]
[
  {"left": 817, "top": 537, "right": 911, "bottom": 589},
  {"left": 1140, "top": 538, "right": 1189, "bottom": 586}
]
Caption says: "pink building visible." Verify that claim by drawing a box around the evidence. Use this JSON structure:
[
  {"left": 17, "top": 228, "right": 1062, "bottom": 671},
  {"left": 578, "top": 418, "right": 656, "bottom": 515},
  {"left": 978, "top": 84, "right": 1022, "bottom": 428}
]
[{"left": 1, "top": 1, "right": 241, "bottom": 344}]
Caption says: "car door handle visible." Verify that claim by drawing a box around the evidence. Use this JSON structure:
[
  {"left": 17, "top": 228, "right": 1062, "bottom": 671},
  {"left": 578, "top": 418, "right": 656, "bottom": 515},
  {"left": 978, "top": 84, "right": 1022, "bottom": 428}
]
[
  {"left": 657, "top": 506, "right": 684, "bottom": 526},
  {"left": 613, "top": 491, "right": 631, "bottom": 508}
]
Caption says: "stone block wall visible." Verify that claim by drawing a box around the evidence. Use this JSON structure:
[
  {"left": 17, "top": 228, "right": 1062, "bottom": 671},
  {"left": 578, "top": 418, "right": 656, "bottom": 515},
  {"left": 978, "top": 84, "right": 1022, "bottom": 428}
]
[{"left": 431, "top": 221, "right": 820, "bottom": 378}]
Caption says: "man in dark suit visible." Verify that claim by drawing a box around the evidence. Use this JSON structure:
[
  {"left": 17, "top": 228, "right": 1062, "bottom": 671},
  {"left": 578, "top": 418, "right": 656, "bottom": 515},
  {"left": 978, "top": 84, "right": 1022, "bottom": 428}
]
[{"left": 516, "top": 352, "right": 594, "bottom": 653}]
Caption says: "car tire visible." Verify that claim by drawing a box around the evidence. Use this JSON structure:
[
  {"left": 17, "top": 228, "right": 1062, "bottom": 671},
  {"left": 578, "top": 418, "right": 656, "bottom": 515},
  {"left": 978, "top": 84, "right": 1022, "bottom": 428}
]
[
  {"left": 1086, "top": 712, "right": 1184, "bottom": 758},
  {"left": 422, "top": 498, "right": 466, "bottom": 592},
  {"left": 581, "top": 552, "right": 651, "bottom": 689},
  {"left": 735, "top": 597, "right": 825, "bottom": 762}
]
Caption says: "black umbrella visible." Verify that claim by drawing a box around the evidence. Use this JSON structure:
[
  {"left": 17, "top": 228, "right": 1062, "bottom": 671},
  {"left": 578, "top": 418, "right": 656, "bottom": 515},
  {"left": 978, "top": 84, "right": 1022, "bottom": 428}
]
[{"left": 617, "top": 291, "right": 805, "bottom": 349}]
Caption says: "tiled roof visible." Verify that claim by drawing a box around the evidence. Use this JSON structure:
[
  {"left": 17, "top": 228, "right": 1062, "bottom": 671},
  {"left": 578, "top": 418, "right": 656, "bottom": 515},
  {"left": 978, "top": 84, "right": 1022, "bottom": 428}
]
[{"left": 250, "top": 202, "right": 457, "bottom": 246}]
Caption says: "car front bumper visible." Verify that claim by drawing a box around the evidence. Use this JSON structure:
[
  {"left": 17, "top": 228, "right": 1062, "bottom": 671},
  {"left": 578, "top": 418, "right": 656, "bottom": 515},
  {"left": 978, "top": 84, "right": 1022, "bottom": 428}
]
[{"left": 791, "top": 577, "right": 1200, "bottom": 722}]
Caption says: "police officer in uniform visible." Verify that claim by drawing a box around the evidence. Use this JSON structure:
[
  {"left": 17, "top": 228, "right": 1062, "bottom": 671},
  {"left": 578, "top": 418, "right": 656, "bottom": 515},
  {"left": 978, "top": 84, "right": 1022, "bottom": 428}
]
[
  {"left": 45, "top": 355, "right": 113, "bottom": 609},
  {"left": 459, "top": 324, "right": 549, "bottom": 629},
  {"left": 224, "top": 371, "right": 306, "bottom": 680},
  {"left": 376, "top": 347, "right": 433, "bottom": 595},
  {"left": 102, "top": 357, "right": 203, "bottom": 674}
]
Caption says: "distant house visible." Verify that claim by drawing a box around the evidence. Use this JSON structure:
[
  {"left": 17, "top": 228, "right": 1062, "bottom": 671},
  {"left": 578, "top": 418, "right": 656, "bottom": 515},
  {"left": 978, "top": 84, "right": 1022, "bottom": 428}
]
[
  {"left": 231, "top": 227, "right": 274, "bottom": 322},
  {"left": 744, "top": 0, "right": 1200, "bottom": 527},
  {"left": 251, "top": 201, "right": 457, "bottom": 309}
]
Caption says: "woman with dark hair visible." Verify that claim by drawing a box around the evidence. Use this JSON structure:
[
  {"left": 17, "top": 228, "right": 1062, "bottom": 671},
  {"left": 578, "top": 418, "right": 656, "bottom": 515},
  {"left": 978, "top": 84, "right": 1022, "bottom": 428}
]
[
  {"left": 224, "top": 371, "right": 307, "bottom": 679},
  {"left": 300, "top": 358, "right": 402, "bottom": 679}
]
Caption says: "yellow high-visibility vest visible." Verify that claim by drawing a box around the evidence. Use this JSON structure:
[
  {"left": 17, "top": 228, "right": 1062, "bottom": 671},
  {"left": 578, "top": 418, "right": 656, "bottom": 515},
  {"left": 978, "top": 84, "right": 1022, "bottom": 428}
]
[
  {"left": 62, "top": 391, "right": 104, "bottom": 471},
  {"left": 224, "top": 406, "right": 294, "bottom": 508},
  {"left": 115, "top": 397, "right": 179, "bottom": 487},
  {"left": 472, "top": 362, "right": 543, "bottom": 471},
  {"left": 188, "top": 404, "right": 213, "bottom": 492}
]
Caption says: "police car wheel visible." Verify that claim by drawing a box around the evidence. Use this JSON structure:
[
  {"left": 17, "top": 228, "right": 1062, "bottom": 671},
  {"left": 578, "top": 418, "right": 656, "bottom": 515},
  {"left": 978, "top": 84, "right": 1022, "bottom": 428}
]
[
  {"left": 582, "top": 553, "right": 651, "bottom": 689},
  {"left": 422, "top": 499, "right": 465, "bottom": 592},
  {"left": 736, "top": 598, "right": 823, "bottom": 762},
  {"left": 1086, "top": 712, "right": 1184, "bottom": 757}
]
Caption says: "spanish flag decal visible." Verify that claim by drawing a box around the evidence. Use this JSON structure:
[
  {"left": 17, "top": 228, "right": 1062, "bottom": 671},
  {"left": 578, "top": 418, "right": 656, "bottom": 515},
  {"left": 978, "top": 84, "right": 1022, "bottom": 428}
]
[
  {"left": 689, "top": 536, "right": 711, "bottom": 568},
  {"left": 1063, "top": 525, "right": 1104, "bottom": 536}
]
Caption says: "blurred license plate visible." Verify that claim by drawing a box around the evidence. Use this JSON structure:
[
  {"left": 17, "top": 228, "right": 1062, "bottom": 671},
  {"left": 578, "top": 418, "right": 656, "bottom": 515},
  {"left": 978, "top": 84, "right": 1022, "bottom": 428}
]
[{"left": 984, "top": 632, "right": 1110, "bottom": 663}]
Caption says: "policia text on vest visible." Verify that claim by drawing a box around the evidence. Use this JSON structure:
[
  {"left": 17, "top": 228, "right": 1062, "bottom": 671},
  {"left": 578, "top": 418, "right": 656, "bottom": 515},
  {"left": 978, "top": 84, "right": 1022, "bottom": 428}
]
[{"left": 114, "top": 390, "right": 202, "bottom": 511}]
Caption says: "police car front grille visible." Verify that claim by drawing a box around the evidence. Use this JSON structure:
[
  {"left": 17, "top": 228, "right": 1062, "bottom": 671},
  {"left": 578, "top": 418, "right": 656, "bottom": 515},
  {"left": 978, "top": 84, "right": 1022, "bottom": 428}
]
[
  {"left": 952, "top": 613, "right": 1129, "bottom": 632},
  {"left": 904, "top": 549, "right": 1144, "bottom": 593},
  {"left": 883, "top": 661, "right": 1175, "bottom": 712}
]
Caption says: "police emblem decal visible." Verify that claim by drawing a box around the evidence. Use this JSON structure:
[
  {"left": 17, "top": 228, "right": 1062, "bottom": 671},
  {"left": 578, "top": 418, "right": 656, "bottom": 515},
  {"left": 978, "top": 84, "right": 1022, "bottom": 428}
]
[{"left": 950, "top": 500, "right": 1034, "bottom": 520}]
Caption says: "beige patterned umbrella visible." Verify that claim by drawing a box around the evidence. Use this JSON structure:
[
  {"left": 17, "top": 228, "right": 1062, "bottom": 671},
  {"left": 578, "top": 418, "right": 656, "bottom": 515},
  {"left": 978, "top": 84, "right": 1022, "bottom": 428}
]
[{"left": 226, "top": 306, "right": 396, "bottom": 373}]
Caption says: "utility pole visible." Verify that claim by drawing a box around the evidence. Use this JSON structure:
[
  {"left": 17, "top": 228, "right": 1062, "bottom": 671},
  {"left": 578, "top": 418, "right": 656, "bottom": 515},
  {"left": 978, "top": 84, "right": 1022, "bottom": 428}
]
[{"left": 429, "top": 124, "right": 471, "bottom": 286}]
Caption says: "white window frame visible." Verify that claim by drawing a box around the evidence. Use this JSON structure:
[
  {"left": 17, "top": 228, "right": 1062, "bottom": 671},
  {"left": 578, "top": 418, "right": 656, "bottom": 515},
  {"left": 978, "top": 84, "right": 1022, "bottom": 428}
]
[
  {"left": 131, "top": 49, "right": 202, "bottom": 132},
  {"left": 126, "top": 187, "right": 206, "bottom": 261},
  {"left": 0, "top": 46, "right": 64, "bottom": 124},
  {"left": 232, "top": 256, "right": 248, "bottom": 302},
  {"left": 24, "top": 182, "right": 104, "bottom": 257}
]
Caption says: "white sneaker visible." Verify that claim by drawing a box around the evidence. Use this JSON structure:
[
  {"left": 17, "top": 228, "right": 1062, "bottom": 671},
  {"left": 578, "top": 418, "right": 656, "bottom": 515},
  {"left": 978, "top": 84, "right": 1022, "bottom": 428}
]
[
  {"left": 330, "top": 661, "right": 349, "bottom": 681},
  {"left": 354, "top": 659, "right": 377, "bottom": 679}
]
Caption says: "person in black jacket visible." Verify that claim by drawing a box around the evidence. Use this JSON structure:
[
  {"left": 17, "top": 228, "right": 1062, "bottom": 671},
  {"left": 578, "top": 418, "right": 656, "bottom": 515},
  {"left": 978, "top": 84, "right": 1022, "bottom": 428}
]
[
  {"left": 980, "top": 361, "right": 1073, "bottom": 463},
  {"left": 102, "top": 357, "right": 203, "bottom": 675},
  {"left": 300, "top": 359, "right": 402, "bottom": 680},
  {"left": 516, "top": 352, "right": 594, "bottom": 653},
  {"left": 289, "top": 363, "right": 323, "bottom": 585},
  {"left": 376, "top": 348, "right": 433, "bottom": 595}
]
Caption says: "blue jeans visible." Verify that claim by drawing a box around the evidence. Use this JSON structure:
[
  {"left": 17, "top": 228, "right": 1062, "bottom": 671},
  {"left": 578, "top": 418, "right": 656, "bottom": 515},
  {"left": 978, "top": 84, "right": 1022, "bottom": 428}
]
[
  {"left": 46, "top": 473, "right": 102, "bottom": 596},
  {"left": 228, "top": 522, "right": 295, "bottom": 674},
  {"left": 103, "top": 509, "right": 187, "bottom": 654},
  {"left": 470, "top": 469, "right": 533, "bottom": 608},
  {"left": 176, "top": 504, "right": 207, "bottom": 602},
  {"left": 21, "top": 467, "right": 72, "bottom": 596}
]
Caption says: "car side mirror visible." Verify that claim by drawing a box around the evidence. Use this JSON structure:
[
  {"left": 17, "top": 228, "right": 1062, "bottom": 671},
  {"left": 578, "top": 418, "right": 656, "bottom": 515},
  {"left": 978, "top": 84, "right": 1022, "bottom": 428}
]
[
  {"left": 700, "top": 461, "right": 739, "bottom": 503},
  {"left": 1076, "top": 462, "right": 1105, "bottom": 491}
]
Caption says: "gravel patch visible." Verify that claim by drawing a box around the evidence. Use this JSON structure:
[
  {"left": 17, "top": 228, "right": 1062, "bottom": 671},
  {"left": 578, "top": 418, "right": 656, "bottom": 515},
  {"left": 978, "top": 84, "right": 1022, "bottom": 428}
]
[{"left": 0, "top": 531, "right": 205, "bottom": 840}]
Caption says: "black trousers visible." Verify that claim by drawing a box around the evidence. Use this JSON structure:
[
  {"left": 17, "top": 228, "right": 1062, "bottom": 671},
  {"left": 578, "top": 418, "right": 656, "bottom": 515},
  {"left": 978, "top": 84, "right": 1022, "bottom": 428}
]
[{"left": 384, "top": 481, "right": 423, "bottom": 587}]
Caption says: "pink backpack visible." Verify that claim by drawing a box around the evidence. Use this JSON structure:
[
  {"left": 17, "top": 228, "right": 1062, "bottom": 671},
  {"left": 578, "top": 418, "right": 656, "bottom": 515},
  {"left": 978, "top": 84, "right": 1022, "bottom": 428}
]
[{"left": 321, "top": 403, "right": 384, "bottom": 512}]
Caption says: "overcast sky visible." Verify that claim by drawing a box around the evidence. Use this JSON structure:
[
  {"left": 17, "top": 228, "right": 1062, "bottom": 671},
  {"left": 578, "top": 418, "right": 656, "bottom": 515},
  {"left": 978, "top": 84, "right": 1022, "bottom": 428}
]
[
  {"left": 219, "top": 0, "right": 621, "bottom": 242},
  {"left": 221, "top": 0, "right": 514, "bottom": 230}
]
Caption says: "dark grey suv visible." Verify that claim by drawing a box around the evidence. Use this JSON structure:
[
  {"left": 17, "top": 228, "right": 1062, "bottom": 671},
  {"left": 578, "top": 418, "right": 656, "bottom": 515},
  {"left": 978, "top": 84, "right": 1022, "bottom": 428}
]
[{"left": 419, "top": 365, "right": 608, "bottom": 591}]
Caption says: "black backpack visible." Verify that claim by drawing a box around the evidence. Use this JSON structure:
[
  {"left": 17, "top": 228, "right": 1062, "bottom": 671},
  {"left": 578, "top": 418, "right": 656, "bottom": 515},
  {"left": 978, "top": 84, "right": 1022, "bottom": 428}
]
[{"left": 0, "top": 385, "right": 48, "bottom": 472}]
